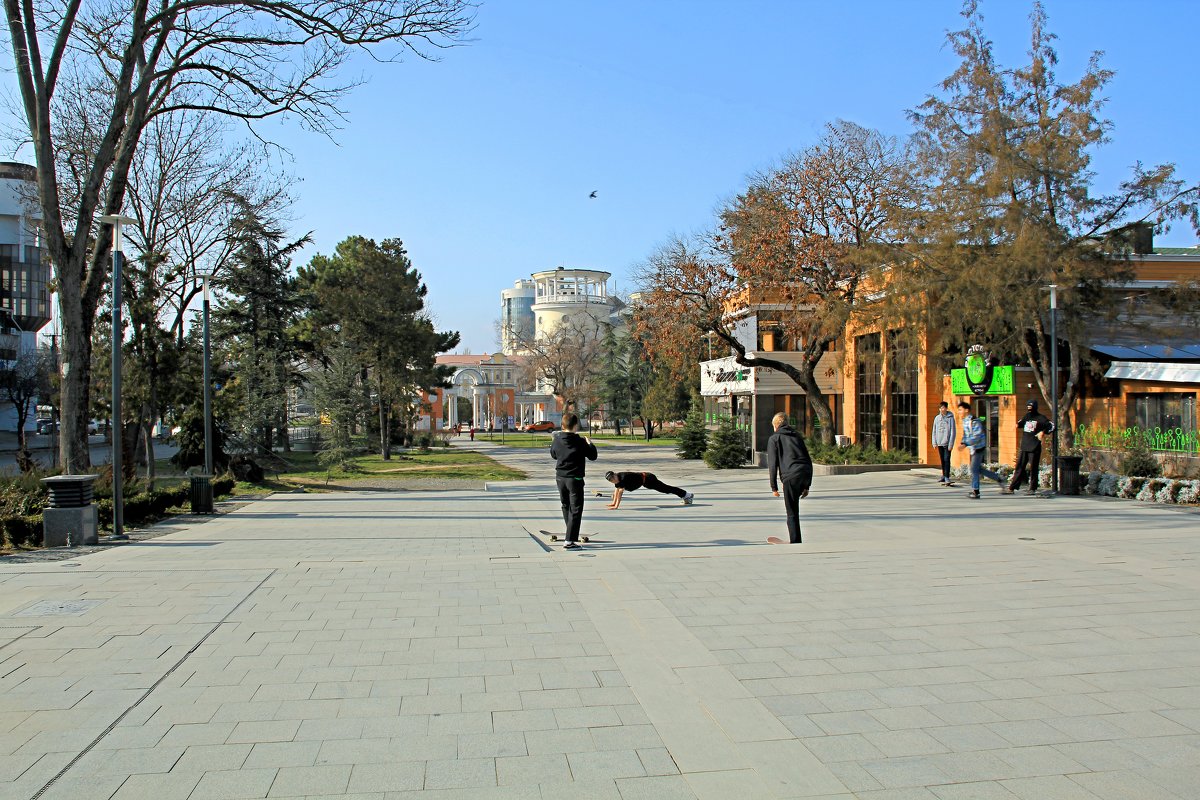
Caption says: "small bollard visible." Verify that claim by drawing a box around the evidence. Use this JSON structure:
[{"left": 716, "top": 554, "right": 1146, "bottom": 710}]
[
  {"left": 40, "top": 475, "right": 100, "bottom": 547},
  {"left": 190, "top": 474, "right": 214, "bottom": 514}
]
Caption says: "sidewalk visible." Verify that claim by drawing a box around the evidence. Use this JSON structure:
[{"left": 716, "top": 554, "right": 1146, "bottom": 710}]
[{"left": 0, "top": 450, "right": 1197, "bottom": 799}]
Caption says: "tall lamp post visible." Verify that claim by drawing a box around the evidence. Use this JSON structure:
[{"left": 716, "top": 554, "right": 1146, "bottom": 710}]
[
  {"left": 1048, "top": 284, "right": 1059, "bottom": 495},
  {"left": 199, "top": 273, "right": 214, "bottom": 477},
  {"left": 100, "top": 214, "right": 136, "bottom": 541}
]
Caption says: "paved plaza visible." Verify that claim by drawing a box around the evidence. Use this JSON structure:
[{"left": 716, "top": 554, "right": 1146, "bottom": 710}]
[{"left": 1, "top": 443, "right": 1198, "bottom": 799}]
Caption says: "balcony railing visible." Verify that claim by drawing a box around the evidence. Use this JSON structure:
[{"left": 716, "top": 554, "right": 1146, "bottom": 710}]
[{"left": 532, "top": 293, "right": 607, "bottom": 305}]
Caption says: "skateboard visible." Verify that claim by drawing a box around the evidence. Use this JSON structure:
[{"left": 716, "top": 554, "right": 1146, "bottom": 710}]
[{"left": 541, "top": 530, "right": 590, "bottom": 543}]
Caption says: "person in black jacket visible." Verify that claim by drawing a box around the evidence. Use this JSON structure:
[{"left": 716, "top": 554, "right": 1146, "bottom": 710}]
[
  {"left": 549, "top": 412, "right": 598, "bottom": 549},
  {"left": 1004, "top": 400, "right": 1054, "bottom": 495},
  {"left": 767, "top": 412, "right": 813, "bottom": 544},
  {"left": 603, "top": 471, "right": 693, "bottom": 509}
]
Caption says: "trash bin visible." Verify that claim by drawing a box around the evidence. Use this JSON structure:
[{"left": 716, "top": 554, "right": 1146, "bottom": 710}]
[
  {"left": 1057, "top": 455, "right": 1083, "bottom": 495},
  {"left": 190, "top": 474, "right": 214, "bottom": 514}
]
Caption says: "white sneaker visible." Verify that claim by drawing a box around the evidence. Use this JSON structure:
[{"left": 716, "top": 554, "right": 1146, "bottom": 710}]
[
  {"left": 563, "top": 541, "right": 581, "bottom": 550},
  {"left": 682, "top": 492, "right": 694, "bottom": 505}
]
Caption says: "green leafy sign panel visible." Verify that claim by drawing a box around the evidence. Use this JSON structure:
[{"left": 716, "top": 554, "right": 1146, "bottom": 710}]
[{"left": 951, "top": 365, "right": 1014, "bottom": 395}]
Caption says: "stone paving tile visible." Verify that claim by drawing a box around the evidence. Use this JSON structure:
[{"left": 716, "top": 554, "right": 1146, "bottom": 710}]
[{"left": 4, "top": 469, "right": 1200, "bottom": 800}]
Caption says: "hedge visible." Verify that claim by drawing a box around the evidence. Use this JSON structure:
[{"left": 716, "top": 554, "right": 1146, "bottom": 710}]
[{"left": 3, "top": 472, "right": 240, "bottom": 548}]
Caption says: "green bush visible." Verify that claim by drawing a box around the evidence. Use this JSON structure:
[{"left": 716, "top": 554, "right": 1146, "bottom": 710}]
[
  {"left": 676, "top": 403, "right": 708, "bottom": 460},
  {"left": 212, "top": 475, "right": 236, "bottom": 497},
  {"left": 1, "top": 514, "right": 43, "bottom": 548},
  {"left": 0, "top": 473, "right": 48, "bottom": 518},
  {"left": 1120, "top": 441, "right": 1162, "bottom": 478},
  {"left": 806, "top": 439, "right": 916, "bottom": 465},
  {"left": 704, "top": 418, "right": 748, "bottom": 469}
]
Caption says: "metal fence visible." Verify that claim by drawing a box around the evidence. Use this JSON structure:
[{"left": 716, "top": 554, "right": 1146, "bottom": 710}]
[{"left": 1075, "top": 424, "right": 1199, "bottom": 454}]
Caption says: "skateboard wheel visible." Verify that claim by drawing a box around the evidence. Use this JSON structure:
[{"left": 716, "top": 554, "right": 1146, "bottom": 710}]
[
  {"left": 582, "top": 536, "right": 590, "bottom": 543},
  {"left": 550, "top": 535, "right": 559, "bottom": 541}
]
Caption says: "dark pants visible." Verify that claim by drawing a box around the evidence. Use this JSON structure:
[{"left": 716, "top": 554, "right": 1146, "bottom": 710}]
[
  {"left": 643, "top": 473, "right": 686, "bottom": 498},
  {"left": 937, "top": 445, "right": 952, "bottom": 480},
  {"left": 556, "top": 477, "right": 585, "bottom": 542},
  {"left": 781, "top": 474, "right": 810, "bottom": 544},
  {"left": 1009, "top": 446, "right": 1042, "bottom": 491},
  {"left": 970, "top": 449, "right": 1002, "bottom": 491}
]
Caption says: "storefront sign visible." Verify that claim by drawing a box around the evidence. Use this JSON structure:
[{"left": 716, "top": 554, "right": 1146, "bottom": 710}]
[{"left": 951, "top": 365, "right": 1013, "bottom": 395}]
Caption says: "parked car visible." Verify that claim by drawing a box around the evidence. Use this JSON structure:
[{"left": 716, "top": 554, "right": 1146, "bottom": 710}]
[{"left": 524, "top": 420, "right": 556, "bottom": 432}]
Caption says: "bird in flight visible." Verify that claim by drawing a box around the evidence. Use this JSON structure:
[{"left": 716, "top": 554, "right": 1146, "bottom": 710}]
[{"left": 589, "top": 191, "right": 597, "bottom": 199}]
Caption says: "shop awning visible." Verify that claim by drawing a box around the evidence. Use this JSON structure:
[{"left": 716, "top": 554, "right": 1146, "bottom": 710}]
[{"left": 1104, "top": 361, "right": 1200, "bottom": 384}]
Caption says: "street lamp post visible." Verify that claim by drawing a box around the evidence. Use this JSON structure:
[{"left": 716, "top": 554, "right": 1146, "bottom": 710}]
[
  {"left": 1048, "top": 284, "right": 1059, "bottom": 495},
  {"left": 100, "top": 214, "right": 136, "bottom": 541},
  {"left": 200, "top": 273, "right": 214, "bottom": 477}
]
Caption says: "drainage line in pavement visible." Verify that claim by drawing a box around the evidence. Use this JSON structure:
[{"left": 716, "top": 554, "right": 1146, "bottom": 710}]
[{"left": 30, "top": 569, "right": 277, "bottom": 800}]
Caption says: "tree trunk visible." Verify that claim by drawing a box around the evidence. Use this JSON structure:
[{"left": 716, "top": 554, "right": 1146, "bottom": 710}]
[
  {"left": 57, "top": 295, "right": 95, "bottom": 474},
  {"left": 723, "top": 334, "right": 836, "bottom": 444},
  {"left": 643, "top": 418, "right": 653, "bottom": 440}
]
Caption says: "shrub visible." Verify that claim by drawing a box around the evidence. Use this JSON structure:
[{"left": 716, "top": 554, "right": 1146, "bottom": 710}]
[
  {"left": 1179, "top": 481, "right": 1200, "bottom": 505},
  {"left": 704, "top": 418, "right": 748, "bottom": 469},
  {"left": 1137, "top": 478, "right": 1166, "bottom": 503},
  {"left": 1, "top": 514, "right": 43, "bottom": 548},
  {"left": 212, "top": 475, "right": 236, "bottom": 497},
  {"left": 1118, "top": 476, "right": 1146, "bottom": 499},
  {"left": 676, "top": 403, "right": 708, "bottom": 460},
  {"left": 1156, "top": 479, "right": 1184, "bottom": 504},
  {"left": 1120, "top": 442, "right": 1162, "bottom": 478},
  {"left": 1085, "top": 470, "right": 1103, "bottom": 494},
  {"left": 807, "top": 439, "right": 916, "bottom": 465},
  {"left": 1098, "top": 473, "right": 1121, "bottom": 497},
  {"left": 413, "top": 432, "right": 434, "bottom": 451}
]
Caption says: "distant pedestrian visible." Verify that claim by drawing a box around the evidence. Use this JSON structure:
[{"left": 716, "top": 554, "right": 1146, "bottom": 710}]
[
  {"left": 958, "top": 401, "right": 1003, "bottom": 499},
  {"left": 603, "top": 471, "right": 693, "bottom": 509},
  {"left": 550, "top": 412, "right": 598, "bottom": 549},
  {"left": 1005, "top": 400, "right": 1053, "bottom": 495},
  {"left": 469, "top": 426, "right": 475, "bottom": 441},
  {"left": 767, "top": 412, "right": 813, "bottom": 544},
  {"left": 931, "top": 401, "right": 957, "bottom": 485}
]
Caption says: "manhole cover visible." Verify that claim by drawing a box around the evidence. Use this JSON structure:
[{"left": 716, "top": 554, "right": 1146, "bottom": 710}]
[{"left": 13, "top": 600, "right": 102, "bottom": 617}]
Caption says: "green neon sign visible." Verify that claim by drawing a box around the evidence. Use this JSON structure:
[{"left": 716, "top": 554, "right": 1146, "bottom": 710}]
[{"left": 951, "top": 365, "right": 1014, "bottom": 395}]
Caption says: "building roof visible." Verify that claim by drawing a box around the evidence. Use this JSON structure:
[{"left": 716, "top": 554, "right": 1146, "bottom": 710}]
[
  {"left": 1104, "top": 361, "right": 1200, "bottom": 384},
  {"left": 1153, "top": 247, "right": 1200, "bottom": 256},
  {"left": 437, "top": 353, "right": 491, "bottom": 366}
]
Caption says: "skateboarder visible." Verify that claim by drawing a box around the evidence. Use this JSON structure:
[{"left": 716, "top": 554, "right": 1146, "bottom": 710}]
[
  {"left": 767, "top": 412, "right": 813, "bottom": 544},
  {"left": 603, "top": 471, "right": 694, "bottom": 509},
  {"left": 549, "top": 413, "right": 597, "bottom": 549}
]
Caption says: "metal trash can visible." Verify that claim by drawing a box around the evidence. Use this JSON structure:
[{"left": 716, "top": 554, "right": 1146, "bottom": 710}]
[
  {"left": 190, "top": 474, "right": 214, "bottom": 514},
  {"left": 40, "top": 475, "right": 100, "bottom": 547},
  {"left": 1057, "top": 455, "right": 1083, "bottom": 496}
]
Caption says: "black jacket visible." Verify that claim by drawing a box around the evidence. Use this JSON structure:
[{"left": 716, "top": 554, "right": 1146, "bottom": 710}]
[
  {"left": 767, "top": 424, "right": 813, "bottom": 491},
  {"left": 550, "top": 431, "right": 597, "bottom": 479},
  {"left": 1017, "top": 412, "right": 1053, "bottom": 452}
]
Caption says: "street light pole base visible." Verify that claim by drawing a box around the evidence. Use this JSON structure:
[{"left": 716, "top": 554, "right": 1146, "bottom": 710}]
[{"left": 107, "top": 533, "right": 130, "bottom": 541}]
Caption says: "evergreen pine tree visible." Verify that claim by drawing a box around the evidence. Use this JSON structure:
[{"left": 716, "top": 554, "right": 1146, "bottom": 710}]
[
  {"left": 704, "top": 417, "right": 747, "bottom": 469},
  {"left": 676, "top": 401, "right": 708, "bottom": 460}
]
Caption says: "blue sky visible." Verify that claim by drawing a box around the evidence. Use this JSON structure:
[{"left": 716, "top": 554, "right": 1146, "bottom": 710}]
[{"left": 25, "top": 0, "right": 1200, "bottom": 351}]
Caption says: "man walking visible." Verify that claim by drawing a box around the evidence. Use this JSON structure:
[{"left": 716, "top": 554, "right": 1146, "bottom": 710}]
[
  {"left": 931, "top": 401, "right": 957, "bottom": 485},
  {"left": 603, "top": 470, "right": 693, "bottom": 509},
  {"left": 767, "top": 412, "right": 813, "bottom": 544},
  {"left": 1005, "top": 400, "right": 1053, "bottom": 495},
  {"left": 958, "top": 401, "right": 1003, "bottom": 499},
  {"left": 549, "top": 412, "right": 597, "bottom": 549}
]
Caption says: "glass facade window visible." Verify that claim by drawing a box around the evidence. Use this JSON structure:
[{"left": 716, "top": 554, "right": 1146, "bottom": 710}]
[
  {"left": 1132, "top": 393, "right": 1197, "bottom": 438},
  {"left": 888, "top": 335, "right": 919, "bottom": 456},
  {"left": 855, "top": 333, "right": 882, "bottom": 449}
]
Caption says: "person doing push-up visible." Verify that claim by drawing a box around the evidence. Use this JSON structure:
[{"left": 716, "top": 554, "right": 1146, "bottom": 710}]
[{"left": 603, "top": 471, "right": 694, "bottom": 509}]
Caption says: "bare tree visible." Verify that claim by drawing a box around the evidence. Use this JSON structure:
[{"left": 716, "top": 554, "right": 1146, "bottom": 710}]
[
  {"left": 514, "top": 314, "right": 608, "bottom": 414},
  {"left": 4, "top": 0, "right": 475, "bottom": 472},
  {"left": 0, "top": 347, "right": 53, "bottom": 469}
]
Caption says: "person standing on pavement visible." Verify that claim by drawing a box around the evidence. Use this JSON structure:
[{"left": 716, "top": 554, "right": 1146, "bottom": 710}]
[
  {"left": 931, "top": 401, "right": 957, "bottom": 485},
  {"left": 550, "top": 412, "right": 597, "bottom": 549},
  {"left": 958, "top": 401, "right": 1004, "bottom": 499},
  {"left": 603, "top": 470, "right": 693, "bottom": 509},
  {"left": 767, "top": 412, "right": 813, "bottom": 544},
  {"left": 1005, "top": 400, "right": 1054, "bottom": 495}
]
